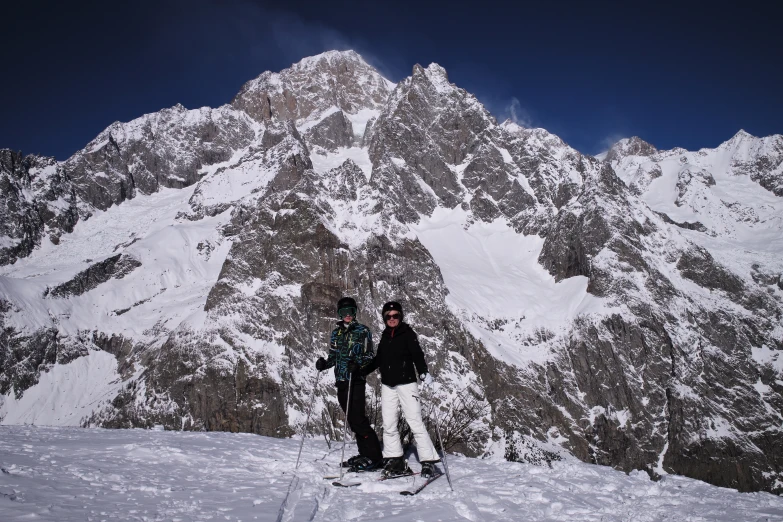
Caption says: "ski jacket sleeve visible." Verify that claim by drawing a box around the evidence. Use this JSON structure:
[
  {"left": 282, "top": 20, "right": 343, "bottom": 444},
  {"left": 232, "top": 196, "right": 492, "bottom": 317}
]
[
  {"left": 407, "top": 329, "right": 428, "bottom": 376},
  {"left": 325, "top": 328, "right": 339, "bottom": 369},
  {"left": 361, "top": 335, "right": 381, "bottom": 376}
]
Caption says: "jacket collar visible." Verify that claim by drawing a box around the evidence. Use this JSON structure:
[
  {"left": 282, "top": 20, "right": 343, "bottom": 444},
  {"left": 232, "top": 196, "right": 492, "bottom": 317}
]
[{"left": 336, "top": 319, "right": 357, "bottom": 330}]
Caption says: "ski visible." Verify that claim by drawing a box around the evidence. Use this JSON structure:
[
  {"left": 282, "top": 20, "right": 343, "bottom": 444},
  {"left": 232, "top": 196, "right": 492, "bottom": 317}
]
[
  {"left": 329, "top": 471, "right": 418, "bottom": 487},
  {"left": 400, "top": 472, "right": 443, "bottom": 496},
  {"left": 332, "top": 481, "right": 361, "bottom": 488},
  {"left": 379, "top": 471, "right": 418, "bottom": 481},
  {"left": 323, "top": 469, "right": 382, "bottom": 480}
]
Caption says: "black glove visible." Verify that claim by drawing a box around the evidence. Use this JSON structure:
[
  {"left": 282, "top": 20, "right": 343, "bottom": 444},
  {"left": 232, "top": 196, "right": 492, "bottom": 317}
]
[
  {"left": 315, "top": 357, "right": 327, "bottom": 371},
  {"left": 347, "top": 360, "right": 360, "bottom": 375}
]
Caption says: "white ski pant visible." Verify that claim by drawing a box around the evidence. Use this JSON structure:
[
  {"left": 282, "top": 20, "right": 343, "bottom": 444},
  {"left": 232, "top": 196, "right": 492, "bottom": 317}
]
[{"left": 381, "top": 382, "right": 438, "bottom": 462}]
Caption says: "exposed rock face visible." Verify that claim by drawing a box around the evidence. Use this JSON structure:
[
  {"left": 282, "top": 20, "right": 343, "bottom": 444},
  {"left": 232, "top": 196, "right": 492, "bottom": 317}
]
[
  {"left": 723, "top": 130, "right": 783, "bottom": 196},
  {"left": 303, "top": 110, "right": 355, "bottom": 150},
  {"left": 46, "top": 254, "right": 141, "bottom": 298},
  {"left": 605, "top": 136, "right": 658, "bottom": 163},
  {"left": 231, "top": 50, "right": 393, "bottom": 124},
  {"left": 63, "top": 105, "right": 257, "bottom": 211},
  {"left": 0, "top": 151, "right": 80, "bottom": 264},
  {"left": 2, "top": 51, "right": 782, "bottom": 495},
  {"left": 602, "top": 127, "right": 783, "bottom": 493},
  {"left": 0, "top": 106, "right": 258, "bottom": 267}
]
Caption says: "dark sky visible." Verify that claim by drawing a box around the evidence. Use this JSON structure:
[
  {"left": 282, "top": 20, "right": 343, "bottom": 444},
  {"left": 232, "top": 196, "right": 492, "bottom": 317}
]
[{"left": 1, "top": 0, "right": 781, "bottom": 160}]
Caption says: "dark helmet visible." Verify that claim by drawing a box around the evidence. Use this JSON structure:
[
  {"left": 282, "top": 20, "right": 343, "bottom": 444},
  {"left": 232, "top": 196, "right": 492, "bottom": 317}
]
[
  {"left": 381, "top": 301, "right": 403, "bottom": 320},
  {"left": 337, "top": 297, "right": 358, "bottom": 318}
]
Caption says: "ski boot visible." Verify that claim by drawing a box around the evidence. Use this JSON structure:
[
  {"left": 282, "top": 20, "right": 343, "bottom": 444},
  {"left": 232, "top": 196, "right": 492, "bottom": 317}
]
[
  {"left": 420, "top": 461, "right": 439, "bottom": 479},
  {"left": 348, "top": 456, "right": 383, "bottom": 472},
  {"left": 382, "top": 457, "right": 412, "bottom": 478},
  {"left": 340, "top": 455, "right": 362, "bottom": 468}
]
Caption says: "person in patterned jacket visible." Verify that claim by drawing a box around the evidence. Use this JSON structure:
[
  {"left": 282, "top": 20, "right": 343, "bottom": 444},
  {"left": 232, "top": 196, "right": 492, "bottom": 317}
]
[{"left": 315, "top": 297, "right": 383, "bottom": 470}]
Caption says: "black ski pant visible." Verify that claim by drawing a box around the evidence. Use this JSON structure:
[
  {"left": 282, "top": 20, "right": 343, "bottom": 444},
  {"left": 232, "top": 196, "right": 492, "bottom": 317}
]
[{"left": 336, "top": 379, "right": 382, "bottom": 462}]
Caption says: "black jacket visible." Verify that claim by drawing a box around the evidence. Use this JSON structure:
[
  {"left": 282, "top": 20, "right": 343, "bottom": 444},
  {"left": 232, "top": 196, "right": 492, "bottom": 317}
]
[{"left": 363, "top": 322, "right": 427, "bottom": 386}]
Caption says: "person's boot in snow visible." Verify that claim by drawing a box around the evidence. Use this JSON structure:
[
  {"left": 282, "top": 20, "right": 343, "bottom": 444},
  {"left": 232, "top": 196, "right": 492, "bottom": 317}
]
[
  {"left": 382, "top": 457, "right": 411, "bottom": 477},
  {"left": 341, "top": 455, "right": 363, "bottom": 467},
  {"left": 348, "top": 456, "right": 382, "bottom": 472},
  {"left": 420, "top": 461, "right": 438, "bottom": 478}
]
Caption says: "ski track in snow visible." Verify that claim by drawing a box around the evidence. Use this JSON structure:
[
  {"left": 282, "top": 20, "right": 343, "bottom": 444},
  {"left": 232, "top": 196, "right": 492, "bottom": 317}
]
[{"left": 1, "top": 427, "right": 781, "bottom": 521}]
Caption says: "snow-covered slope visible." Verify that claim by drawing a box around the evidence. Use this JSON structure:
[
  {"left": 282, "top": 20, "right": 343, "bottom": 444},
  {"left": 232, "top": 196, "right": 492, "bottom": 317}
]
[
  {"left": 2, "top": 426, "right": 783, "bottom": 521},
  {"left": 608, "top": 131, "right": 783, "bottom": 281},
  {"left": 1, "top": 50, "right": 782, "bottom": 495}
]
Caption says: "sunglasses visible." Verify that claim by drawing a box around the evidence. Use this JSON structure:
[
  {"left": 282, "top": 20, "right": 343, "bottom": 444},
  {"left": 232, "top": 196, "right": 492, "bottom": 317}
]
[
  {"left": 338, "top": 307, "right": 356, "bottom": 318},
  {"left": 385, "top": 313, "right": 401, "bottom": 321}
]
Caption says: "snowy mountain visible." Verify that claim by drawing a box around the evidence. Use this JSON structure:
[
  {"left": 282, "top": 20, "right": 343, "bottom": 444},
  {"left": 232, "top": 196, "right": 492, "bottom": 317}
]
[{"left": 1, "top": 50, "right": 781, "bottom": 495}]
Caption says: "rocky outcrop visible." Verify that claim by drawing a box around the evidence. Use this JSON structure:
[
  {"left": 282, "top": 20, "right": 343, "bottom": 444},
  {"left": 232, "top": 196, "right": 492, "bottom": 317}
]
[
  {"left": 303, "top": 110, "right": 355, "bottom": 150},
  {"left": 46, "top": 254, "right": 141, "bottom": 298},
  {"left": 0, "top": 151, "right": 80, "bottom": 265}
]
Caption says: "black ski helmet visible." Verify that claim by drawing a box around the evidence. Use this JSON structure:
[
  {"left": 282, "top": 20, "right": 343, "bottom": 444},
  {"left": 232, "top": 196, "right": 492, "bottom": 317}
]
[
  {"left": 381, "top": 301, "right": 403, "bottom": 320},
  {"left": 337, "top": 297, "right": 358, "bottom": 315}
]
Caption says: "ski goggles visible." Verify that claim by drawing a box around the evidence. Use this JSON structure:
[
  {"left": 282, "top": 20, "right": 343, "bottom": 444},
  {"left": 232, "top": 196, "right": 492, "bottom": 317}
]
[
  {"left": 384, "top": 312, "right": 401, "bottom": 321},
  {"left": 338, "top": 307, "right": 357, "bottom": 319}
]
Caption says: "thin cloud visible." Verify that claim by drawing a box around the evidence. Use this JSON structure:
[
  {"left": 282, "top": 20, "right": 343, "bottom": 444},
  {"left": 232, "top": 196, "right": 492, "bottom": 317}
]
[
  {"left": 506, "top": 97, "right": 534, "bottom": 128},
  {"left": 597, "top": 133, "right": 627, "bottom": 154},
  {"left": 213, "top": 0, "right": 401, "bottom": 82}
]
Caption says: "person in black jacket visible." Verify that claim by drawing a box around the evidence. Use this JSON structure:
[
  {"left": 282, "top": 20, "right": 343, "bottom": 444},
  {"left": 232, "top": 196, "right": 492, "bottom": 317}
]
[{"left": 362, "top": 301, "right": 440, "bottom": 478}]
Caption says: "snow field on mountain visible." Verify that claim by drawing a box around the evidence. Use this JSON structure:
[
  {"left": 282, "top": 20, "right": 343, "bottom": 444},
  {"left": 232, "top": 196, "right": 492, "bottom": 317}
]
[
  {"left": 344, "top": 108, "right": 380, "bottom": 140},
  {"left": 412, "top": 207, "right": 606, "bottom": 366},
  {"left": 0, "top": 183, "right": 234, "bottom": 340},
  {"left": 309, "top": 147, "right": 373, "bottom": 178},
  {"left": 1, "top": 426, "right": 782, "bottom": 521},
  {"left": 0, "top": 351, "right": 128, "bottom": 426},
  {"left": 188, "top": 150, "right": 276, "bottom": 210},
  {"left": 613, "top": 137, "right": 783, "bottom": 283}
]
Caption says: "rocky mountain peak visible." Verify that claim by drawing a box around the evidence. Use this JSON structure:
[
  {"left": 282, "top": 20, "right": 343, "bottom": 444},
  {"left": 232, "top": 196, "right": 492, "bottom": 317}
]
[
  {"left": 730, "top": 128, "right": 755, "bottom": 141},
  {"left": 291, "top": 49, "right": 367, "bottom": 71},
  {"left": 500, "top": 119, "right": 526, "bottom": 132},
  {"left": 408, "top": 62, "right": 456, "bottom": 96},
  {"left": 231, "top": 50, "right": 394, "bottom": 124},
  {"left": 424, "top": 62, "right": 450, "bottom": 87},
  {"left": 716, "top": 128, "right": 759, "bottom": 152},
  {"left": 605, "top": 136, "right": 657, "bottom": 162}
]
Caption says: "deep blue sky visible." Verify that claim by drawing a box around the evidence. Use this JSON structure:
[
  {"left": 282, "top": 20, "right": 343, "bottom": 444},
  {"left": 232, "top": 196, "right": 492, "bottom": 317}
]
[{"left": 1, "top": 0, "right": 781, "bottom": 160}]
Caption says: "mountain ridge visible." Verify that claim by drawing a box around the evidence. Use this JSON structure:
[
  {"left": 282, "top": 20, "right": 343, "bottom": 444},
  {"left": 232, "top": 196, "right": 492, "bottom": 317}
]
[{"left": 1, "top": 49, "right": 781, "bottom": 494}]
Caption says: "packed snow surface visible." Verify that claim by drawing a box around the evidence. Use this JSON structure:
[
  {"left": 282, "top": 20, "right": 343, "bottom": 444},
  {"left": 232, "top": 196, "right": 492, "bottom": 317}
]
[{"left": 4, "top": 429, "right": 781, "bottom": 520}]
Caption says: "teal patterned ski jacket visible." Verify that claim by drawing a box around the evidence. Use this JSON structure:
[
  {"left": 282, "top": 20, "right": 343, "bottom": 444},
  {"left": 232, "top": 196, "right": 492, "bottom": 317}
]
[{"left": 324, "top": 320, "right": 374, "bottom": 382}]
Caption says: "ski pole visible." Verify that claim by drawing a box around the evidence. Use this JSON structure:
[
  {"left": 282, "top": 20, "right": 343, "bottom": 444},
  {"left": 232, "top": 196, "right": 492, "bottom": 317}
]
[
  {"left": 338, "top": 371, "right": 354, "bottom": 482},
  {"left": 429, "top": 384, "right": 454, "bottom": 491},
  {"left": 295, "top": 369, "right": 321, "bottom": 470}
]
